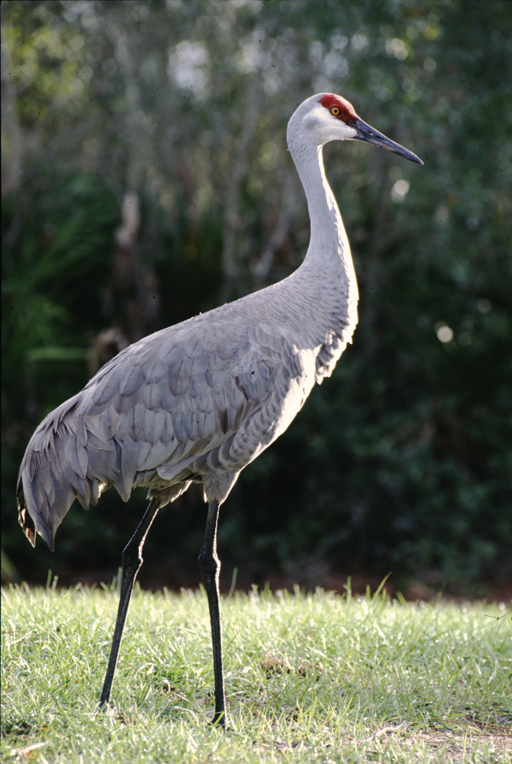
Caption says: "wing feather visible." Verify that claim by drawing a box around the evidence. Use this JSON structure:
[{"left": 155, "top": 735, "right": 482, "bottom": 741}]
[
  {"left": 168, "top": 357, "right": 189, "bottom": 396},
  {"left": 17, "top": 307, "right": 311, "bottom": 549},
  {"left": 141, "top": 380, "right": 166, "bottom": 411},
  {"left": 119, "top": 365, "right": 144, "bottom": 397}
]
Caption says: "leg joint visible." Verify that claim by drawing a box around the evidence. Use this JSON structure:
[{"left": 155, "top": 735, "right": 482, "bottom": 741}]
[
  {"left": 198, "top": 549, "right": 220, "bottom": 578},
  {"left": 122, "top": 544, "right": 143, "bottom": 571}
]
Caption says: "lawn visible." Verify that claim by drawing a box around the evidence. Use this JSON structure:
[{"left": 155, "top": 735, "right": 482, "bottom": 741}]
[{"left": 1, "top": 582, "right": 511, "bottom": 763}]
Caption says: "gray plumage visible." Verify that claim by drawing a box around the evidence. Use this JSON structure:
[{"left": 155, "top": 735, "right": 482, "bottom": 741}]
[
  {"left": 18, "top": 256, "right": 355, "bottom": 550},
  {"left": 18, "top": 92, "right": 422, "bottom": 553},
  {"left": 17, "top": 92, "right": 422, "bottom": 728}
]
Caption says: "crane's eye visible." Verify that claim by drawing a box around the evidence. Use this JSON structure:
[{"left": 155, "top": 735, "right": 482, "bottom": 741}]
[{"left": 331, "top": 106, "right": 340, "bottom": 116}]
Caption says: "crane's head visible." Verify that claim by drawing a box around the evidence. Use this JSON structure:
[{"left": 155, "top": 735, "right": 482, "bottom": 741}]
[{"left": 288, "top": 93, "right": 423, "bottom": 165}]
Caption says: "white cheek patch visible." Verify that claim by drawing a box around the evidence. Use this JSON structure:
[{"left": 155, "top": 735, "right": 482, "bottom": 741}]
[
  {"left": 344, "top": 124, "right": 358, "bottom": 139},
  {"left": 303, "top": 109, "right": 327, "bottom": 130}
]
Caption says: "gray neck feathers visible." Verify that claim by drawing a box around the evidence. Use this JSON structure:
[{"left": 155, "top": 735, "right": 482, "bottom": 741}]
[{"left": 286, "top": 122, "right": 359, "bottom": 360}]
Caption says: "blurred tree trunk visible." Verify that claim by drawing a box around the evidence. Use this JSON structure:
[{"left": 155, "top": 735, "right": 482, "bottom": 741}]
[
  {"left": 1, "top": 4, "right": 23, "bottom": 197},
  {"left": 221, "top": 77, "right": 262, "bottom": 301}
]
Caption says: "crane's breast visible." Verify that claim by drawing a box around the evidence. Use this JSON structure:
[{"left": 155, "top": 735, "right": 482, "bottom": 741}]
[
  {"left": 215, "top": 325, "right": 317, "bottom": 471},
  {"left": 315, "top": 331, "right": 348, "bottom": 383}
]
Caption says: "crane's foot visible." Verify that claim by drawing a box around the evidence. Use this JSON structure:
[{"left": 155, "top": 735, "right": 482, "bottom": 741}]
[{"left": 211, "top": 709, "right": 228, "bottom": 730}]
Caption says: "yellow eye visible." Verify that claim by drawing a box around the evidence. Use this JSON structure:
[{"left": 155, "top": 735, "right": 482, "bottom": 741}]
[{"left": 331, "top": 106, "right": 340, "bottom": 116}]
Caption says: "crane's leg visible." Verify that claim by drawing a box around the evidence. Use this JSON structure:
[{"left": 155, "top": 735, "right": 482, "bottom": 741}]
[
  {"left": 198, "top": 500, "right": 227, "bottom": 728},
  {"left": 99, "top": 499, "right": 160, "bottom": 709}
]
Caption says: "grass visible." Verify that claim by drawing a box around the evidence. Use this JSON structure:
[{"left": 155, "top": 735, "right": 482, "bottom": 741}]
[{"left": 1, "top": 581, "right": 511, "bottom": 763}]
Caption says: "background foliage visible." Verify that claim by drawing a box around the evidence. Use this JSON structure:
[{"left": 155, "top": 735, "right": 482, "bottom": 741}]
[{"left": 2, "top": 0, "right": 511, "bottom": 594}]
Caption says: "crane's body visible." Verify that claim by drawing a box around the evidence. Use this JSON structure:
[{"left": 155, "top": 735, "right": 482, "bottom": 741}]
[
  {"left": 18, "top": 92, "right": 422, "bottom": 728},
  {"left": 18, "top": 247, "right": 356, "bottom": 550}
]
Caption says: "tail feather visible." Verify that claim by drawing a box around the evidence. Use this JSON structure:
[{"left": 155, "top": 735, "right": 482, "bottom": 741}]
[
  {"left": 17, "top": 476, "right": 56, "bottom": 550},
  {"left": 17, "top": 388, "right": 129, "bottom": 548},
  {"left": 17, "top": 483, "right": 37, "bottom": 549},
  {"left": 17, "top": 395, "right": 94, "bottom": 549}
]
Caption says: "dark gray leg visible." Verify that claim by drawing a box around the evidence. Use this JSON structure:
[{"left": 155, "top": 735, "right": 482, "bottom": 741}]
[
  {"left": 198, "top": 500, "right": 227, "bottom": 728},
  {"left": 99, "top": 499, "right": 160, "bottom": 708}
]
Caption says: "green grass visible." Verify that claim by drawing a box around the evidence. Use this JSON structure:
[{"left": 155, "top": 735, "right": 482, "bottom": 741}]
[{"left": 1, "top": 582, "right": 511, "bottom": 763}]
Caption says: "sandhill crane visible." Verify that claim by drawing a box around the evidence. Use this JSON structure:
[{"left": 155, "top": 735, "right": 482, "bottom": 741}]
[{"left": 18, "top": 92, "right": 422, "bottom": 728}]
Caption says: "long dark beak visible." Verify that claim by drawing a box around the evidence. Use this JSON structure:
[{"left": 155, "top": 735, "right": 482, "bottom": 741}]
[{"left": 353, "top": 118, "right": 423, "bottom": 165}]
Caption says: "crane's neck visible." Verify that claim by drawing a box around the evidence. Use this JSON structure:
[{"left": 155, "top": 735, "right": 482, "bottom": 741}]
[
  {"left": 289, "top": 135, "right": 352, "bottom": 261},
  {"left": 287, "top": 131, "right": 359, "bottom": 337}
]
